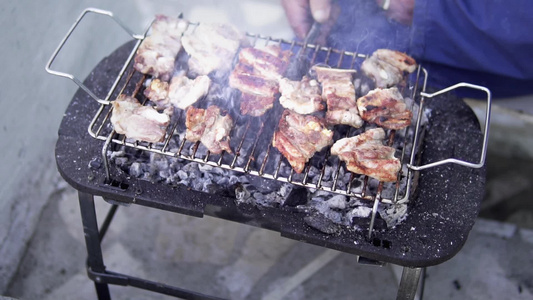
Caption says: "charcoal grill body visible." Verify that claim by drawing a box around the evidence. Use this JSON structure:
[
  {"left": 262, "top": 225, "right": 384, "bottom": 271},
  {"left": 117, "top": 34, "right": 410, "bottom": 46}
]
[{"left": 55, "top": 41, "right": 485, "bottom": 300}]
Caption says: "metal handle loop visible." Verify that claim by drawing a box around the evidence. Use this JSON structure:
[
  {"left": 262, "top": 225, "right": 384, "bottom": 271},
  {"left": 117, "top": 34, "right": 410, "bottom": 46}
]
[
  {"left": 45, "top": 8, "right": 143, "bottom": 105},
  {"left": 408, "top": 82, "right": 492, "bottom": 171}
]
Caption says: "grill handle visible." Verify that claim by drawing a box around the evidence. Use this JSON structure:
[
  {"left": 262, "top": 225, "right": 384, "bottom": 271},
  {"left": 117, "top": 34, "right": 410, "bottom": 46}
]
[
  {"left": 408, "top": 82, "right": 492, "bottom": 171},
  {"left": 45, "top": 8, "right": 144, "bottom": 105}
]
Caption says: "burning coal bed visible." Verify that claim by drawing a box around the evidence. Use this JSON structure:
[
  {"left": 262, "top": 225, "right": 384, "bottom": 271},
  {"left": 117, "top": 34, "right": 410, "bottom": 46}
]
[{"left": 99, "top": 77, "right": 426, "bottom": 236}]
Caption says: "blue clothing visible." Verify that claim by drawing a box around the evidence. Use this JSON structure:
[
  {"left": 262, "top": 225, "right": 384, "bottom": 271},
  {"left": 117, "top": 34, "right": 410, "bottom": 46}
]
[{"left": 328, "top": 0, "right": 533, "bottom": 98}]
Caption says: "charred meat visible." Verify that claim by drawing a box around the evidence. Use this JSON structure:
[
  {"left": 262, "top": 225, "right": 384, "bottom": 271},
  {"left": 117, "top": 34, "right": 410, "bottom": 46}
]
[
  {"left": 361, "top": 49, "right": 417, "bottom": 88},
  {"left": 182, "top": 23, "right": 249, "bottom": 76},
  {"left": 185, "top": 105, "right": 233, "bottom": 154},
  {"left": 229, "top": 71, "right": 278, "bottom": 117},
  {"left": 313, "top": 66, "right": 363, "bottom": 128},
  {"left": 273, "top": 110, "right": 333, "bottom": 173},
  {"left": 230, "top": 45, "right": 291, "bottom": 116},
  {"left": 229, "top": 71, "right": 279, "bottom": 97},
  {"left": 356, "top": 87, "right": 412, "bottom": 130},
  {"left": 331, "top": 128, "right": 400, "bottom": 182},
  {"left": 111, "top": 94, "right": 171, "bottom": 143},
  {"left": 278, "top": 76, "right": 324, "bottom": 115},
  {"left": 134, "top": 15, "right": 189, "bottom": 81},
  {"left": 238, "top": 45, "right": 292, "bottom": 80}
]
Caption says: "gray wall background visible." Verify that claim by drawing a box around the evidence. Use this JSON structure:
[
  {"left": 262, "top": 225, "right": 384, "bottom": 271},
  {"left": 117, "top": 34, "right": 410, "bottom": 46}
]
[{"left": 0, "top": 0, "right": 288, "bottom": 292}]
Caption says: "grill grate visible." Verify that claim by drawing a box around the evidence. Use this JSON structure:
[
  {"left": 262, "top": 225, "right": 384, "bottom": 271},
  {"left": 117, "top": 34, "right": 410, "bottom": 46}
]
[
  {"left": 86, "top": 23, "right": 426, "bottom": 205},
  {"left": 46, "top": 9, "right": 490, "bottom": 209}
]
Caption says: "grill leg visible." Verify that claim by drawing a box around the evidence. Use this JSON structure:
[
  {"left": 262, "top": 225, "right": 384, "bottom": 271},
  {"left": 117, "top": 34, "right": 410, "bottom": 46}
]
[
  {"left": 79, "top": 191, "right": 111, "bottom": 300},
  {"left": 396, "top": 267, "right": 423, "bottom": 300}
]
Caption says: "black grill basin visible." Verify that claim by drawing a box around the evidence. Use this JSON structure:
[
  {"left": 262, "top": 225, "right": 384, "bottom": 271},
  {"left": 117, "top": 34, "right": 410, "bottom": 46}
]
[{"left": 56, "top": 41, "right": 485, "bottom": 268}]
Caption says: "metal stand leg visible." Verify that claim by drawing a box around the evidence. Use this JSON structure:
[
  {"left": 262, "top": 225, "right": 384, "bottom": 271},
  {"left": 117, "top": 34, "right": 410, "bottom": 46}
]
[
  {"left": 396, "top": 267, "right": 423, "bottom": 300},
  {"left": 79, "top": 191, "right": 111, "bottom": 300}
]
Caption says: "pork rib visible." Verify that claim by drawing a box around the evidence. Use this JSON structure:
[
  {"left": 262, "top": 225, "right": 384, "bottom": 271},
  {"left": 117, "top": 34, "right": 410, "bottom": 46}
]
[
  {"left": 278, "top": 76, "right": 324, "bottom": 115},
  {"left": 361, "top": 49, "right": 417, "bottom": 88},
  {"left": 356, "top": 87, "right": 412, "bottom": 130},
  {"left": 313, "top": 66, "right": 363, "bottom": 128},
  {"left": 134, "top": 15, "right": 189, "bottom": 81},
  {"left": 331, "top": 128, "right": 400, "bottom": 182},
  {"left": 182, "top": 23, "right": 249, "bottom": 76},
  {"left": 374, "top": 49, "right": 417, "bottom": 73},
  {"left": 111, "top": 94, "right": 171, "bottom": 143},
  {"left": 168, "top": 74, "right": 211, "bottom": 110},
  {"left": 144, "top": 79, "right": 170, "bottom": 109},
  {"left": 185, "top": 105, "right": 233, "bottom": 154},
  {"left": 229, "top": 72, "right": 279, "bottom": 97},
  {"left": 239, "top": 93, "right": 275, "bottom": 117},
  {"left": 273, "top": 110, "right": 333, "bottom": 173},
  {"left": 238, "top": 45, "right": 292, "bottom": 80},
  {"left": 230, "top": 45, "right": 291, "bottom": 116}
]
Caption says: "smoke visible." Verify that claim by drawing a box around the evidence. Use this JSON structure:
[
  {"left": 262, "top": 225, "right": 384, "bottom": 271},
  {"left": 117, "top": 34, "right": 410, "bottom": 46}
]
[
  {"left": 328, "top": 0, "right": 413, "bottom": 55},
  {"left": 115, "top": 12, "right": 421, "bottom": 236}
]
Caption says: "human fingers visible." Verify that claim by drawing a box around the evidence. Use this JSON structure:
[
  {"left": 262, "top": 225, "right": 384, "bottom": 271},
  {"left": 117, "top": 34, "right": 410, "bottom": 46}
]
[
  {"left": 309, "top": 0, "right": 333, "bottom": 23},
  {"left": 387, "top": 0, "right": 414, "bottom": 24},
  {"left": 376, "top": 0, "right": 415, "bottom": 25},
  {"left": 315, "top": 2, "right": 340, "bottom": 45},
  {"left": 281, "top": 0, "right": 312, "bottom": 39}
]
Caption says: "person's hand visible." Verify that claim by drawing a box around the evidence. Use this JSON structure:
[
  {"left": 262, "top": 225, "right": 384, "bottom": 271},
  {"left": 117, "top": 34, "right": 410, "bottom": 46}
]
[
  {"left": 377, "top": 0, "right": 415, "bottom": 25},
  {"left": 281, "top": 0, "right": 339, "bottom": 44}
]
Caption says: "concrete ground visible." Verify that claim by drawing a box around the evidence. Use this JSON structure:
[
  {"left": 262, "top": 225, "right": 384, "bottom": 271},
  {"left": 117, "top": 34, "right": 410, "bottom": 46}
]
[
  {"left": 2, "top": 0, "right": 533, "bottom": 299},
  {"left": 4, "top": 186, "right": 533, "bottom": 300}
]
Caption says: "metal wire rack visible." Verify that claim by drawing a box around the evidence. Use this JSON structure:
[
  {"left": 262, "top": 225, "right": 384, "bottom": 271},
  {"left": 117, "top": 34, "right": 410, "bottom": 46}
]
[{"left": 46, "top": 8, "right": 491, "bottom": 207}]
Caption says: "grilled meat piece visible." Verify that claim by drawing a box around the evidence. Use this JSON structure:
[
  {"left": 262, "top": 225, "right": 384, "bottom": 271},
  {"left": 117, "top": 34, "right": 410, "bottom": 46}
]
[
  {"left": 150, "top": 15, "right": 188, "bottom": 38},
  {"left": 144, "top": 79, "right": 170, "bottom": 108},
  {"left": 361, "top": 56, "right": 403, "bottom": 88},
  {"left": 168, "top": 74, "right": 211, "bottom": 110},
  {"left": 356, "top": 87, "right": 412, "bottom": 130},
  {"left": 229, "top": 71, "right": 277, "bottom": 116},
  {"left": 313, "top": 66, "right": 363, "bottom": 128},
  {"left": 185, "top": 106, "right": 205, "bottom": 142},
  {"left": 230, "top": 45, "right": 291, "bottom": 116},
  {"left": 144, "top": 74, "right": 211, "bottom": 110},
  {"left": 111, "top": 94, "right": 171, "bottom": 143},
  {"left": 134, "top": 15, "right": 189, "bottom": 81},
  {"left": 185, "top": 106, "right": 233, "bottom": 154},
  {"left": 374, "top": 49, "right": 417, "bottom": 73},
  {"left": 331, "top": 128, "right": 400, "bottom": 182},
  {"left": 229, "top": 72, "right": 279, "bottom": 97},
  {"left": 238, "top": 45, "right": 292, "bottom": 80},
  {"left": 182, "top": 23, "right": 249, "bottom": 76},
  {"left": 279, "top": 76, "right": 324, "bottom": 115},
  {"left": 239, "top": 93, "right": 275, "bottom": 117},
  {"left": 201, "top": 106, "right": 234, "bottom": 154},
  {"left": 361, "top": 49, "right": 416, "bottom": 88},
  {"left": 273, "top": 110, "right": 333, "bottom": 173}
]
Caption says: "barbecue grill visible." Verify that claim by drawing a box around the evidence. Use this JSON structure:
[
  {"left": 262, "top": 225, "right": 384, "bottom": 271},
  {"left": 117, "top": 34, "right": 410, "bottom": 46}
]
[{"left": 47, "top": 8, "right": 492, "bottom": 300}]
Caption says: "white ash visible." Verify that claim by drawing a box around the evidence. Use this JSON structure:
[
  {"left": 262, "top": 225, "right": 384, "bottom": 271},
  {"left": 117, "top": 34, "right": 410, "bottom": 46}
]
[
  {"left": 278, "top": 183, "right": 293, "bottom": 198},
  {"left": 327, "top": 195, "right": 347, "bottom": 210},
  {"left": 106, "top": 121, "right": 415, "bottom": 232},
  {"left": 378, "top": 202, "right": 408, "bottom": 228},
  {"left": 234, "top": 184, "right": 252, "bottom": 204},
  {"left": 107, "top": 144, "right": 410, "bottom": 233},
  {"left": 347, "top": 206, "right": 372, "bottom": 219}
]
